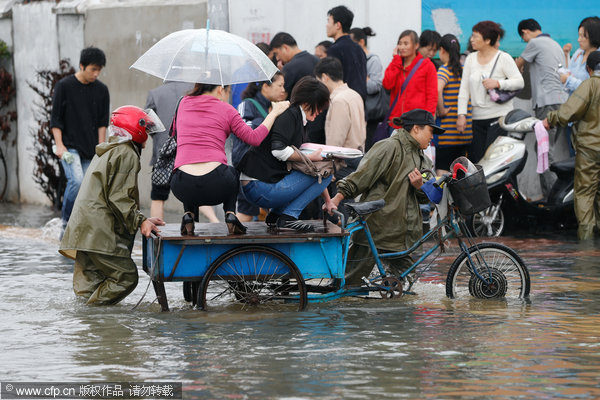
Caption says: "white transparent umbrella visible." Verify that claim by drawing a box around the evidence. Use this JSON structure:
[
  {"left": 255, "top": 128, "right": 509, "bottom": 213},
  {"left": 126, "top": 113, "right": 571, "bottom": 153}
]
[{"left": 130, "top": 27, "right": 278, "bottom": 85}]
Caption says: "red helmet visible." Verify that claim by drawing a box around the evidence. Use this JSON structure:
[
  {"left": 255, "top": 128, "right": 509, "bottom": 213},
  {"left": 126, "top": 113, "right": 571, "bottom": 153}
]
[{"left": 109, "top": 106, "right": 165, "bottom": 144}]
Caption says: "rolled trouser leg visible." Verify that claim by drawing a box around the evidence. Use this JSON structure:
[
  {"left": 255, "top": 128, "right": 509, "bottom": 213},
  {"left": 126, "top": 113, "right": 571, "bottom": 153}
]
[
  {"left": 85, "top": 253, "right": 139, "bottom": 305},
  {"left": 73, "top": 250, "right": 105, "bottom": 300}
]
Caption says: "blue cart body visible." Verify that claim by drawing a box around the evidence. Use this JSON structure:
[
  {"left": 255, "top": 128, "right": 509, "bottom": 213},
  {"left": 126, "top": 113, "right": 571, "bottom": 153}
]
[{"left": 142, "top": 221, "right": 346, "bottom": 282}]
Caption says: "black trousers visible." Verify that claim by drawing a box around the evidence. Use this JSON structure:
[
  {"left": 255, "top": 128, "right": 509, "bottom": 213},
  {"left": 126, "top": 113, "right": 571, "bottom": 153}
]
[
  {"left": 468, "top": 118, "right": 506, "bottom": 164},
  {"left": 170, "top": 164, "right": 238, "bottom": 218}
]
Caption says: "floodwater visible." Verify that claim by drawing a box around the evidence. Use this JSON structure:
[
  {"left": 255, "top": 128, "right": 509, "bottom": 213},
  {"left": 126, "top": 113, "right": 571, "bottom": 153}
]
[{"left": 1, "top": 202, "right": 600, "bottom": 399}]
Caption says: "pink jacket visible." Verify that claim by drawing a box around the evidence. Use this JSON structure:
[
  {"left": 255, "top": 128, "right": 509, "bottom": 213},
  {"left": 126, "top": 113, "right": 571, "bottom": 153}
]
[{"left": 174, "top": 95, "right": 268, "bottom": 168}]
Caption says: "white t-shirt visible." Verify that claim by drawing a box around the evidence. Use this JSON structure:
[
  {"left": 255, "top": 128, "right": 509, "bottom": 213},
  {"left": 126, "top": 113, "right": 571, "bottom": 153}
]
[{"left": 457, "top": 51, "right": 524, "bottom": 120}]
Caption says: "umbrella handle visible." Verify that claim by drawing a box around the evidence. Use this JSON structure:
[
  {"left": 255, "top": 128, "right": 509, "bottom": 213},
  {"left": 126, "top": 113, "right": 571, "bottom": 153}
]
[{"left": 205, "top": 19, "right": 210, "bottom": 78}]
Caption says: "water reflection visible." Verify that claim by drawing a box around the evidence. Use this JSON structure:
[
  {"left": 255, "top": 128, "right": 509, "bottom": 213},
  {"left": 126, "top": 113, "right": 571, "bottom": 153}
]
[{"left": 1, "top": 203, "right": 600, "bottom": 399}]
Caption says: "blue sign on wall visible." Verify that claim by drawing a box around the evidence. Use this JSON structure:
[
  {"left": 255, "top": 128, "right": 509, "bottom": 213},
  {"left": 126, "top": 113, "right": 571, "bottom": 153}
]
[{"left": 422, "top": 1, "right": 598, "bottom": 57}]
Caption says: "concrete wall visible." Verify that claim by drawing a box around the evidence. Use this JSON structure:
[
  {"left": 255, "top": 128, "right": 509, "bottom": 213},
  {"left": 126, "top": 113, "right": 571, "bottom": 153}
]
[
  {"left": 83, "top": 3, "right": 208, "bottom": 212},
  {"left": 13, "top": 1, "right": 59, "bottom": 205},
  {"left": 56, "top": 13, "right": 84, "bottom": 65},
  {"left": 228, "top": 0, "right": 421, "bottom": 68},
  {"left": 6, "top": 1, "right": 207, "bottom": 209}
]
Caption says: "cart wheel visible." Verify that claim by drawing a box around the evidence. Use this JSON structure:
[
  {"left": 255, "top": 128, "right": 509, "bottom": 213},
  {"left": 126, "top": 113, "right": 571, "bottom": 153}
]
[
  {"left": 372, "top": 277, "right": 403, "bottom": 299},
  {"left": 469, "top": 204, "right": 505, "bottom": 237},
  {"left": 446, "top": 242, "right": 530, "bottom": 299},
  {"left": 199, "top": 246, "right": 307, "bottom": 311}
]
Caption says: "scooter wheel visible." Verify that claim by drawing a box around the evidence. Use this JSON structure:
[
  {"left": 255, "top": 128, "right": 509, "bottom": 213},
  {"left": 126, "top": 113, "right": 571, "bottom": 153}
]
[{"left": 469, "top": 205, "right": 504, "bottom": 237}]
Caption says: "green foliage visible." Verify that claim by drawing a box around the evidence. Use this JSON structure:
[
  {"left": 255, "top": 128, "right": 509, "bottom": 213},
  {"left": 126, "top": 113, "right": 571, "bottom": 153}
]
[
  {"left": 0, "top": 68, "right": 16, "bottom": 143},
  {"left": 0, "top": 40, "right": 10, "bottom": 60},
  {"left": 0, "top": 39, "right": 15, "bottom": 200},
  {"left": 29, "top": 59, "right": 76, "bottom": 209}
]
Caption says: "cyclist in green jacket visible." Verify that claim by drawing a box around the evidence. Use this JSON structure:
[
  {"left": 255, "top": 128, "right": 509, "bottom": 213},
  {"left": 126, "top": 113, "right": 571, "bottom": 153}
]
[{"left": 325, "top": 109, "right": 444, "bottom": 285}]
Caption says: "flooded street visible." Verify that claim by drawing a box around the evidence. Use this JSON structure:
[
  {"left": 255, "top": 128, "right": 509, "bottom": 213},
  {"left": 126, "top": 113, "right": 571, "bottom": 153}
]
[{"left": 1, "top": 203, "right": 599, "bottom": 399}]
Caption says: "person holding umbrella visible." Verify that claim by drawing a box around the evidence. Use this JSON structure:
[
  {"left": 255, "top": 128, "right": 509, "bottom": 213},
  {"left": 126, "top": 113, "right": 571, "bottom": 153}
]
[
  {"left": 131, "top": 27, "right": 289, "bottom": 236},
  {"left": 170, "top": 81, "right": 289, "bottom": 236}
]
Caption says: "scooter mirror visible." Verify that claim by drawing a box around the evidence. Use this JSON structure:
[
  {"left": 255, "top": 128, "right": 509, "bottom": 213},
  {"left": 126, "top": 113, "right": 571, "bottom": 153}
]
[{"left": 499, "top": 115, "right": 538, "bottom": 133}]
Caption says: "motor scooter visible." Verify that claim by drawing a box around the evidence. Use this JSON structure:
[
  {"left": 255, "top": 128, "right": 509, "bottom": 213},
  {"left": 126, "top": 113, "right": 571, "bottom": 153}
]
[{"left": 469, "top": 109, "right": 576, "bottom": 236}]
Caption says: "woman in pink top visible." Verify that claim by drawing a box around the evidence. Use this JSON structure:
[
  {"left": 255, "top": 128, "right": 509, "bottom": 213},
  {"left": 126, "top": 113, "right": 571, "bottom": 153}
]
[{"left": 170, "top": 83, "right": 289, "bottom": 235}]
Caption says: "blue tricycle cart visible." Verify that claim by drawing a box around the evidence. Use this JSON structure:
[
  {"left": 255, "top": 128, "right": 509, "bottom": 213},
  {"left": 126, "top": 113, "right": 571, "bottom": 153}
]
[{"left": 143, "top": 182, "right": 531, "bottom": 312}]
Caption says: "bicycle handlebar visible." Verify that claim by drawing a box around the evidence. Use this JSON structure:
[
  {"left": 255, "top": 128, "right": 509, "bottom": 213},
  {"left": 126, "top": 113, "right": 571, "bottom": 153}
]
[
  {"left": 434, "top": 173, "right": 452, "bottom": 188},
  {"left": 332, "top": 210, "right": 345, "bottom": 229}
]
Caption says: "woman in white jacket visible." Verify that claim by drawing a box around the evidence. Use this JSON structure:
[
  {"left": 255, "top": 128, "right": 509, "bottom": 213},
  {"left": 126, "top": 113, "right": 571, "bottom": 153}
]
[{"left": 457, "top": 20, "right": 524, "bottom": 163}]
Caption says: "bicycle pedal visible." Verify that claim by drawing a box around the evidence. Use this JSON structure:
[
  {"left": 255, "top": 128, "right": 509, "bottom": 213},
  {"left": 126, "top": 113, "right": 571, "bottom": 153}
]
[{"left": 403, "top": 290, "right": 417, "bottom": 296}]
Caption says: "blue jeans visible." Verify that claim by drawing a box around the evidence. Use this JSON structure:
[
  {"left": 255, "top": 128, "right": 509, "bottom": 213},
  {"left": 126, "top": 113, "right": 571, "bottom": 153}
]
[
  {"left": 61, "top": 148, "right": 91, "bottom": 224},
  {"left": 242, "top": 171, "right": 332, "bottom": 218}
]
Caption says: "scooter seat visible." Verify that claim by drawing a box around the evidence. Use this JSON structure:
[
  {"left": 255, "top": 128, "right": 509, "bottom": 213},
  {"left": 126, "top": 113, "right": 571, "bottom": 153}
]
[
  {"left": 345, "top": 199, "right": 385, "bottom": 216},
  {"left": 550, "top": 157, "right": 575, "bottom": 178}
]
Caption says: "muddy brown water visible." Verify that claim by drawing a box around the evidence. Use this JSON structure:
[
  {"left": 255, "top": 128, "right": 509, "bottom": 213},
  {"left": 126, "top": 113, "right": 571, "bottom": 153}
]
[{"left": 1, "top": 203, "right": 599, "bottom": 399}]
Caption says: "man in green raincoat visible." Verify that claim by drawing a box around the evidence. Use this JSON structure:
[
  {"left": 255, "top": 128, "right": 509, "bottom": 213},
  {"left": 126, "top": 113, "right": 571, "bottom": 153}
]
[
  {"left": 324, "top": 109, "right": 444, "bottom": 285},
  {"left": 59, "top": 106, "right": 165, "bottom": 305},
  {"left": 544, "top": 51, "right": 600, "bottom": 240}
]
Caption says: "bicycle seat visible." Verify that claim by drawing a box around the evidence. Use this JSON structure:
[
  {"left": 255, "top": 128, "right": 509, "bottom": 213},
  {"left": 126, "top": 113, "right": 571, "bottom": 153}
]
[{"left": 345, "top": 199, "right": 385, "bottom": 216}]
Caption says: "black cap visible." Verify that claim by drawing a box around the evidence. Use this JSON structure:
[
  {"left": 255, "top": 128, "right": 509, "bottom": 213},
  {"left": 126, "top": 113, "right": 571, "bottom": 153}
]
[{"left": 397, "top": 109, "right": 445, "bottom": 135}]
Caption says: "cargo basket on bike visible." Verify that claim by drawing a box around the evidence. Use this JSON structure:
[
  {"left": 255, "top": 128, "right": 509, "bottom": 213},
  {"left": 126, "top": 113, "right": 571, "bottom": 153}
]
[{"left": 448, "top": 165, "right": 491, "bottom": 215}]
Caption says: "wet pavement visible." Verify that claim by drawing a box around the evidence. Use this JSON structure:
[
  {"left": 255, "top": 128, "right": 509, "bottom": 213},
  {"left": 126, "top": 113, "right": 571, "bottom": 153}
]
[{"left": 1, "top": 202, "right": 599, "bottom": 399}]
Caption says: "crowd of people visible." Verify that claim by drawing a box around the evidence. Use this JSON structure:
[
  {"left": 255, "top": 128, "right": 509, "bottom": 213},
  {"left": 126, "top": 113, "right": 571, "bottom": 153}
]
[{"left": 52, "top": 6, "right": 600, "bottom": 305}]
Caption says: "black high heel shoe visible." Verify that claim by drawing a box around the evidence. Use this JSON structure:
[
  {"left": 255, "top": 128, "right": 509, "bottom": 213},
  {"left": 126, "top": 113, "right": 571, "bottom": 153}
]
[
  {"left": 180, "top": 212, "right": 195, "bottom": 236},
  {"left": 225, "top": 213, "right": 247, "bottom": 235}
]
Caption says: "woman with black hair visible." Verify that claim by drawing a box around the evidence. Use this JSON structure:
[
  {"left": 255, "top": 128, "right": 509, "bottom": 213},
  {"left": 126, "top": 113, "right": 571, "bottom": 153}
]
[
  {"left": 435, "top": 34, "right": 473, "bottom": 173},
  {"left": 237, "top": 76, "right": 334, "bottom": 232},
  {"left": 232, "top": 71, "right": 286, "bottom": 222},
  {"left": 314, "top": 40, "right": 332, "bottom": 59},
  {"left": 170, "top": 82, "right": 289, "bottom": 236},
  {"left": 382, "top": 30, "right": 438, "bottom": 131},
  {"left": 561, "top": 16, "right": 600, "bottom": 94}
]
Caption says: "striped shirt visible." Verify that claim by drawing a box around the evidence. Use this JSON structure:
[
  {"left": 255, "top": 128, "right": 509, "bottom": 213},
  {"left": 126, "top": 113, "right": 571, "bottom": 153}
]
[{"left": 436, "top": 64, "right": 472, "bottom": 147}]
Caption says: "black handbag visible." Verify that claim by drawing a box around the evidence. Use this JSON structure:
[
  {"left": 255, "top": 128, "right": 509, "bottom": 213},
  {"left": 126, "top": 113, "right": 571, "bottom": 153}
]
[
  {"left": 365, "top": 87, "right": 389, "bottom": 122},
  {"left": 151, "top": 97, "right": 183, "bottom": 188}
]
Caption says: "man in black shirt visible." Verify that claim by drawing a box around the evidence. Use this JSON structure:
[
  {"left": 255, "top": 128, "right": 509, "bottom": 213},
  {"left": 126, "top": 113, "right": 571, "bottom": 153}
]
[
  {"left": 51, "top": 47, "right": 110, "bottom": 229},
  {"left": 270, "top": 32, "right": 319, "bottom": 98},
  {"left": 326, "top": 5, "right": 367, "bottom": 102}
]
